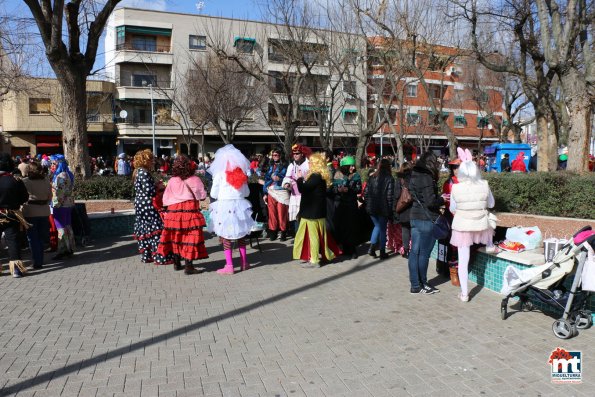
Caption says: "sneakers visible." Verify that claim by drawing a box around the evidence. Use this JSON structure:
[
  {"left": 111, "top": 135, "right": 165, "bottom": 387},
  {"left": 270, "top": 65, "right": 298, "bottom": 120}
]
[
  {"left": 459, "top": 293, "right": 469, "bottom": 302},
  {"left": 420, "top": 284, "right": 440, "bottom": 294},
  {"left": 410, "top": 287, "right": 422, "bottom": 294}
]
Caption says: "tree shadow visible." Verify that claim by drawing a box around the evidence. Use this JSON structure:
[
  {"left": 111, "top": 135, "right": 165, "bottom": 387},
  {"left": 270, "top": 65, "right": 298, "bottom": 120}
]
[{"left": 1, "top": 251, "right": 386, "bottom": 396}]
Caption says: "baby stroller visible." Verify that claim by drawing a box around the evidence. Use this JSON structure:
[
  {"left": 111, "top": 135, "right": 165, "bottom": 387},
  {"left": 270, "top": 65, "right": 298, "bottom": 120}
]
[{"left": 500, "top": 226, "right": 595, "bottom": 339}]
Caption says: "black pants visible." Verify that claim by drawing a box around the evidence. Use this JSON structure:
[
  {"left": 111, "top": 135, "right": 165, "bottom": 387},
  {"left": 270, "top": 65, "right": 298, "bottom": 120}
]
[{"left": 1, "top": 220, "right": 21, "bottom": 261}]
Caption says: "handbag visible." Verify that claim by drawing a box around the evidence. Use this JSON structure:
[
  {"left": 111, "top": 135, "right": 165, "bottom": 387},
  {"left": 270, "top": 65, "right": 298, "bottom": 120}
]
[
  {"left": 411, "top": 190, "right": 450, "bottom": 240},
  {"left": 395, "top": 178, "right": 413, "bottom": 213}
]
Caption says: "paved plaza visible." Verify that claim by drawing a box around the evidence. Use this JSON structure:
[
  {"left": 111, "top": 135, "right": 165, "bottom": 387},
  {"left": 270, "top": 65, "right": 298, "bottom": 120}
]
[{"left": 0, "top": 234, "right": 594, "bottom": 397}]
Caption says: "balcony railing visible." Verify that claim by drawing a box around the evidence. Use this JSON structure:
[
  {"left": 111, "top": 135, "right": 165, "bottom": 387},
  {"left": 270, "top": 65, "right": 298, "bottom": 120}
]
[{"left": 116, "top": 43, "right": 171, "bottom": 53}]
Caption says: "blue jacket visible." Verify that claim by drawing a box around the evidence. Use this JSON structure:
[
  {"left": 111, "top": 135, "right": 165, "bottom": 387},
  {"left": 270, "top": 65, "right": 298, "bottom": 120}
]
[{"left": 263, "top": 161, "right": 287, "bottom": 193}]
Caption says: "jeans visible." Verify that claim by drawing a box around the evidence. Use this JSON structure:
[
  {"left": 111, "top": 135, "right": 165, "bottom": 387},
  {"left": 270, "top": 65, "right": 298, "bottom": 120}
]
[
  {"left": 26, "top": 216, "right": 49, "bottom": 267},
  {"left": 408, "top": 219, "right": 436, "bottom": 289},
  {"left": 370, "top": 215, "right": 388, "bottom": 251}
]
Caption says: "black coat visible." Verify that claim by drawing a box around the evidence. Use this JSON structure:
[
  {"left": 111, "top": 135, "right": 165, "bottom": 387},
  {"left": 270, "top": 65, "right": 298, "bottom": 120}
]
[
  {"left": 297, "top": 173, "right": 328, "bottom": 220},
  {"left": 364, "top": 173, "right": 395, "bottom": 218},
  {"left": 409, "top": 166, "right": 444, "bottom": 222},
  {"left": 394, "top": 171, "right": 412, "bottom": 223},
  {"left": 0, "top": 173, "right": 28, "bottom": 210}
]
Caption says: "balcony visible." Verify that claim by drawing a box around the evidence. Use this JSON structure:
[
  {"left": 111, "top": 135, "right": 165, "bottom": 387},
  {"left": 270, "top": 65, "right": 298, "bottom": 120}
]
[{"left": 113, "top": 43, "right": 173, "bottom": 65}]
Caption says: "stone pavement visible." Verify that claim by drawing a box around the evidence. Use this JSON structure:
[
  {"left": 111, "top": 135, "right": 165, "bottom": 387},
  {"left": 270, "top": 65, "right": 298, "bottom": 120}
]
[{"left": 1, "top": 234, "right": 594, "bottom": 397}]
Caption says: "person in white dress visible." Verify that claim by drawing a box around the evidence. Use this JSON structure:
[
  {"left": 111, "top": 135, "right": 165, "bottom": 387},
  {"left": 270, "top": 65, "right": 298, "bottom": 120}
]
[
  {"left": 207, "top": 145, "right": 255, "bottom": 275},
  {"left": 282, "top": 144, "right": 311, "bottom": 236}
]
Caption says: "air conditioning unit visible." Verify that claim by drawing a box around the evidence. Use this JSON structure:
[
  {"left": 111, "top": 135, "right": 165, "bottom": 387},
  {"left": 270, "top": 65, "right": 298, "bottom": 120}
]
[
  {"left": 447, "top": 67, "right": 462, "bottom": 77},
  {"left": 370, "top": 94, "right": 379, "bottom": 101},
  {"left": 159, "top": 139, "right": 173, "bottom": 149}
]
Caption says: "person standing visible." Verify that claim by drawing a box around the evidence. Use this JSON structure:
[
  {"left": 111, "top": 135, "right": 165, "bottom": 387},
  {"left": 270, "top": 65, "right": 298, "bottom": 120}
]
[
  {"left": 0, "top": 153, "right": 29, "bottom": 277},
  {"left": 283, "top": 144, "right": 311, "bottom": 237},
  {"left": 207, "top": 145, "right": 256, "bottom": 275},
  {"left": 364, "top": 158, "right": 395, "bottom": 259},
  {"left": 293, "top": 153, "right": 341, "bottom": 267},
  {"left": 500, "top": 153, "right": 511, "bottom": 172},
  {"left": 132, "top": 149, "right": 170, "bottom": 265},
  {"left": 408, "top": 151, "right": 444, "bottom": 294},
  {"left": 21, "top": 161, "right": 52, "bottom": 269},
  {"left": 450, "top": 148, "right": 496, "bottom": 302},
  {"left": 263, "top": 149, "right": 289, "bottom": 241},
  {"left": 331, "top": 156, "right": 362, "bottom": 259},
  {"left": 394, "top": 162, "right": 414, "bottom": 258},
  {"left": 158, "top": 155, "right": 208, "bottom": 275},
  {"left": 117, "top": 153, "right": 131, "bottom": 176},
  {"left": 50, "top": 154, "right": 76, "bottom": 260},
  {"left": 511, "top": 152, "right": 527, "bottom": 172}
]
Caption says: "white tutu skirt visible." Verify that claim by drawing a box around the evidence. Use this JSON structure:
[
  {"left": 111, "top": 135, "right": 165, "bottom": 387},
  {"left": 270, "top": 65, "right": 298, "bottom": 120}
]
[
  {"left": 207, "top": 198, "right": 255, "bottom": 240},
  {"left": 450, "top": 229, "right": 494, "bottom": 248}
]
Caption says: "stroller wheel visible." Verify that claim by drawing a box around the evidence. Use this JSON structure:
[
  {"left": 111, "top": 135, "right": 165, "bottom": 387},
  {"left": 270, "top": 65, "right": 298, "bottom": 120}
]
[
  {"left": 572, "top": 312, "right": 593, "bottom": 330},
  {"left": 552, "top": 319, "right": 577, "bottom": 339}
]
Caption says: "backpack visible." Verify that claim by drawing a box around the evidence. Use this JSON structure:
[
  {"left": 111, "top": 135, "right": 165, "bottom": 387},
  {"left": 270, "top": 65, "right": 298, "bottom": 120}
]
[{"left": 395, "top": 178, "right": 412, "bottom": 213}]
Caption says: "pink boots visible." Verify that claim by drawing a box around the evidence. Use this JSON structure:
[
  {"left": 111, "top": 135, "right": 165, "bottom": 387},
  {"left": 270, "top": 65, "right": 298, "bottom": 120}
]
[{"left": 217, "top": 247, "right": 250, "bottom": 275}]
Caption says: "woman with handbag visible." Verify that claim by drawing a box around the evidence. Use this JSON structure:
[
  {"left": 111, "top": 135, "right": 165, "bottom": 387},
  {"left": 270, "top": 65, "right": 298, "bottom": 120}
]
[
  {"left": 207, "top": 144, "right": 255, "bottom": 275},
  {"left": 408, "top": 151, "right": 444, "bottom": 294},
  {"left": 158, "top": 155, "right": 208, "bottom": 275},
  {"left": 450, "top": 148, "right": 496, "bottom": 302}
]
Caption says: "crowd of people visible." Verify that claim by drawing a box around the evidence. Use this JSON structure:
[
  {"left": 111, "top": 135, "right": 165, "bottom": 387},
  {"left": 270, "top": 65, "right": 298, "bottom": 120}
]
[{"left": 0, "top": 154, "right": 77, "bottom": 278}]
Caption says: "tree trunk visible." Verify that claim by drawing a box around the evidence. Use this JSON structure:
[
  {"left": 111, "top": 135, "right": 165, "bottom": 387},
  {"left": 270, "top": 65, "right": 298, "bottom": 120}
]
[
  {"left": 355, "top": 133, "right": 370, "bottom": 170},
  {"left": 535, "top": 114, "right": 556, "bottom": 171},
  {"left": 58, "top": 71, "right": 90, "bottom": 179},
  {"left": 512, "top": 125, "right": 522, "bottom": 143},
  {"left": 560, "top": 71, "right": 591, "bottom": 173},
  {"left": 447, "top": 134, "right": 458, "bottom": 160},
  {"left": 283, "top": 124, "right": 297, "bottom": 162}
]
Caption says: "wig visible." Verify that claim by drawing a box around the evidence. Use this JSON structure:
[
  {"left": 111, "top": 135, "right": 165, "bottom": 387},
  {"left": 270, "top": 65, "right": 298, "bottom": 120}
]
[
  {"left": 456, "top": 147, "right": 483, "bottom": 183},
  {"left": 172, "top": 154, "right": 195, "bottom": 180},
  {"left": 50, "top": 154, "right": 74, "bottom": 183},
  {"left": 134, "top": 149, "right": 154, "bottom": 171},
  {"left": 306, "top": 152, "right": 332, "bottom": 188}
]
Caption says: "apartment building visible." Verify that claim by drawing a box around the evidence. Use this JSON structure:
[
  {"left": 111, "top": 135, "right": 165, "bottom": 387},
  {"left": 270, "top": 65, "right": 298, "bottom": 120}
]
[
  {"left": 0, "top": 78, "right": 116, "bottom": 157},
  {"left": 104, "top": 8, "right": 367, "bottom": 157},
  {"left": 368, "top": 39, "right": 505, "bottom": 154}
]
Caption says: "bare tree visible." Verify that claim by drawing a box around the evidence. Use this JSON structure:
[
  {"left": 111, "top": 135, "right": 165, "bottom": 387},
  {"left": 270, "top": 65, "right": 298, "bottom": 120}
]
[
  {"left": 535, "top": 0, "right": 593, "bottom": 173},
  {"left": 22, "top": 0, "right": 123, "bottom": 178},
  {"left": 185, "top": 53, "right": 265, "bottom": 145}
]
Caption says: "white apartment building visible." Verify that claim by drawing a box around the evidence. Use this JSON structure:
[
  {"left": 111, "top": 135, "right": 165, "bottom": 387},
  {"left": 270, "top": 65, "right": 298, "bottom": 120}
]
[{"left": 104, "top": 8, "right": 367, "bottom": 157}]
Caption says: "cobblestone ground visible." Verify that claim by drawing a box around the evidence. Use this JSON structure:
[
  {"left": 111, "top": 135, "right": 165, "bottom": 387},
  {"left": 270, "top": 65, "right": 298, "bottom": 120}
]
[{"left": 0, "top": 234, "right": 594, "bottom": 397}]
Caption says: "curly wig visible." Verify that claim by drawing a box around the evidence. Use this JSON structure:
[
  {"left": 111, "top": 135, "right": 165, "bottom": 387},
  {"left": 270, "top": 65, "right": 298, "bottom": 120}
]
[
  {"left": 134, "top": 149, "right": 154, "bottom": 171},
  {"left": 306, "top": 152, "right": 332, "bottom": 188},
  {"left": 172, "top": 154, "right": 196, "bottom": 180}
]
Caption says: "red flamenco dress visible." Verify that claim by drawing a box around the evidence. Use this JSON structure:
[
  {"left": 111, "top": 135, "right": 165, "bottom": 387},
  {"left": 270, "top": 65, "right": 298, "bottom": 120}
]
[{"left": 158, "top": 175, "right": 208, "bottom": 261}]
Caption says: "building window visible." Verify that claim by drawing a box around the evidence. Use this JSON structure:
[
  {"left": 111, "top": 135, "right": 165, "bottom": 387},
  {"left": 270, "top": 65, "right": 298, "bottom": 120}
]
[
  {"left": 477, "top": 116, "right": 490, "bottom": 128},
  {"left": 343, "top": 81, "right": 357, "bottom": 98},
  {"left": 132, "top": 74, "right": 157, "bottom": 87},
  {"left": 131, "top": 36, "right": 156, "bottom": 52},
  {"left": 343, "top": 109, "right": 358, "bottom": 124},
  {"left": 406, "top": 113, "right": 420, "bottom": 126},
  {"left": 189, "top": 35, "right": 206, "bottom": 50},
  {"left": 454, "top": 115, "right": 467, "bottom": 128},
  {"left": 116, "top": 26, "right": 125, "bottom": 47},
  {"left": 406, "top": 84, "right": 417, "bottom": 97},
  {"left": 430, "top": 85, "right": 445, "bottom": 100},
  {"left": 234, "top": 37, "right": 255, "bottom": 54},
  {"left": 29, "top": 98, "right": 51, "bottom": 114}
]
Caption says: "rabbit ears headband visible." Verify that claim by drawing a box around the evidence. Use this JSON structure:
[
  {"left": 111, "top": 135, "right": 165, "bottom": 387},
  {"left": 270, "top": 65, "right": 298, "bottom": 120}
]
[{"left": 457, "top": 147, "right": 473, "bottom": 162}]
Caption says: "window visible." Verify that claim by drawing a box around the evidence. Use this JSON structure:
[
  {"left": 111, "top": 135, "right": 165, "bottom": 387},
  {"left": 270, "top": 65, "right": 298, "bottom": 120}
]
[
  {"left": 477, "top": 116, "right": 489, "bottom": 128},
  {"left": 406, "top": 84, "right": 417, "bottom": 97},
  {"left": 29, "top": 98, "right": 51, "bottom": 114},
  {"left": 131, "top": 36, "right": 156, "bottom": 52},
  {"left": 343, "top": 109, "right": 358, "bottom": 124},
  {"left": 343, "top": 81, "right": 357, "bottom": 98},
  {"left": 406, "top": 113, "right": 420, "bottom": 126},
  {"left": 132, "top": 74, "right": 157, "bottom": 87},
  {"left": 454, "top": 115, "right": 467, "bottom": 128},
  {"left": 116, "top": 26, "right": 125, "bottom": 48},
  {"left": 429, "top": 85, "right": 444, "bottom": 100},
  {"left": 189, "top": 35, "right": 206, "bottom": 50},
  {"left": 234, "top": 37, "right": 255, "bottom": 54}
]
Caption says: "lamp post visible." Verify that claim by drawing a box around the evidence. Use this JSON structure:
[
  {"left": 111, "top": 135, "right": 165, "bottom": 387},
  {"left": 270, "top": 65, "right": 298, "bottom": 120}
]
[{"left": 149, "top": 83, "right": 156, "bottom": 155}]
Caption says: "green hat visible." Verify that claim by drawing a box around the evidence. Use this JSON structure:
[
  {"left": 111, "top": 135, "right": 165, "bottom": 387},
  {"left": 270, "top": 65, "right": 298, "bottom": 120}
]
[
  {"left": 340, "top": 156, "right": 356, "bottom": 166},
  {"left": 559, "top": 154, "right": 568, "bottom": 161}
]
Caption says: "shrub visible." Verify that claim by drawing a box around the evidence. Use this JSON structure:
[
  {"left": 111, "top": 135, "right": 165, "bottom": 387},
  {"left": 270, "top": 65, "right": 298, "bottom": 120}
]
[{"left": 74, "top": 176, "right": 134, "bottom": 200}]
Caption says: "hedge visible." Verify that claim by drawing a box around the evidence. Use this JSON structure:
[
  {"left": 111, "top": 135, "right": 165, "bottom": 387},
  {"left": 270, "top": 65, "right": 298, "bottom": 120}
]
[{"left": 74, "top": 172, "right": 595, "bottom": 220}]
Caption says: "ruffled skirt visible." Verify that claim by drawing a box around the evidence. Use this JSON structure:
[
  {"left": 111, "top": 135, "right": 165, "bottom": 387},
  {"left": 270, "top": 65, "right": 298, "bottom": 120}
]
[
  {"left": 450, "top": 229, "right": 494, "bottom": 248},
  {"left": 158, "top": 200, "right": 208, "bottom": 261},
  {"left": 207, "top": 198, "right": 255, "bottom": 240}
]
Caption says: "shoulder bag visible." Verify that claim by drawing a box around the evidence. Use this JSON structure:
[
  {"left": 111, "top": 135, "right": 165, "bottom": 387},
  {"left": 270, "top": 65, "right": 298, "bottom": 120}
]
[
  {"left": 395, "top": 178, "right": 413, "bottom": 213},
  {"left": 411, "top": 190, "right": 450, "bottom": 240}
]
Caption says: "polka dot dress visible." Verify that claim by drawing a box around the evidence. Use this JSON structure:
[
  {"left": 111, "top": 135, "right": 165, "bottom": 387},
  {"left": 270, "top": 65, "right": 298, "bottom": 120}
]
[{"left": 133, "top": 168, "right": 170, "bottom": 264}]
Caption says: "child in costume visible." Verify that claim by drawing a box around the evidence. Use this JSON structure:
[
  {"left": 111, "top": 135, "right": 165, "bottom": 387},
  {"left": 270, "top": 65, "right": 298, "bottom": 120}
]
[{"left": 207, "top": 145, "right": 255, "bottom": 275}]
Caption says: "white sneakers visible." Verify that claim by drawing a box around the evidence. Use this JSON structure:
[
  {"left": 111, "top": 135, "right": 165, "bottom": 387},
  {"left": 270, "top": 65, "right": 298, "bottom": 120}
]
[{"left": 459, "top": 293, "right": 469, "bottom": 302}]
